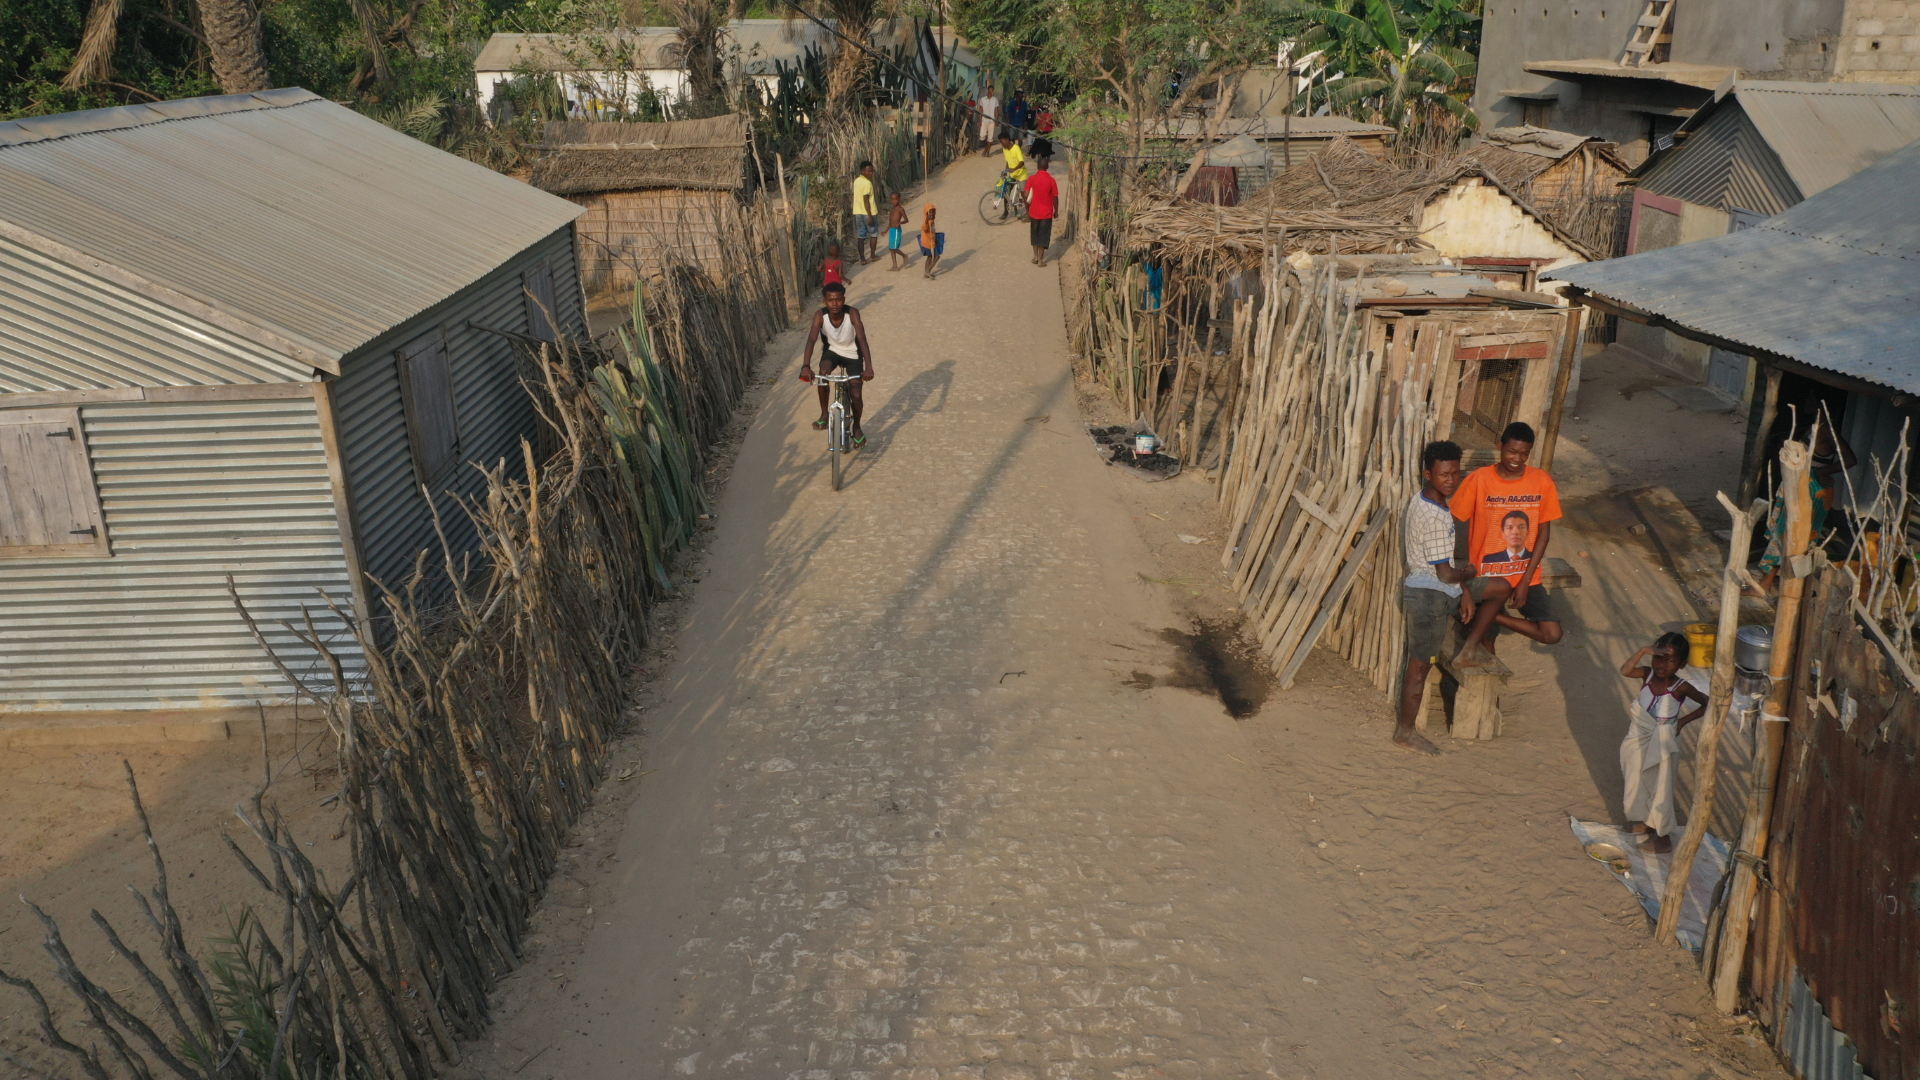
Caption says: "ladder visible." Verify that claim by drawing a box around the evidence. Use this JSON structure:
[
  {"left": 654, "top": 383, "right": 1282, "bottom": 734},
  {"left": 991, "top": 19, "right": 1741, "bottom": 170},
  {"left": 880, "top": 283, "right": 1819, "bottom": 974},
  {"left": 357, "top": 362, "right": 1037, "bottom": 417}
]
[{"left": 1619, "top": 0, "right": 1675, "bottom": 66}]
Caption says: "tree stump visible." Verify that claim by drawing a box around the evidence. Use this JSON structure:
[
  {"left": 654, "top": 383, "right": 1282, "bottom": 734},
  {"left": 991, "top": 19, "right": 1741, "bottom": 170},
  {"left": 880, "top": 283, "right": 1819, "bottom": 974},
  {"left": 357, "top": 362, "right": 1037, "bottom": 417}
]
[{"left": 1438, "top": 651, "right": 1512, "bottom": 740}]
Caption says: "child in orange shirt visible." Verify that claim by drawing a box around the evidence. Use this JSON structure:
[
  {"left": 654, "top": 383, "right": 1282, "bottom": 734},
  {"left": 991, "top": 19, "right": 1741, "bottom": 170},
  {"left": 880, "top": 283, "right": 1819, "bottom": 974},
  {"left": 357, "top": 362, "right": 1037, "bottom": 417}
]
[{"left": 918, "top": 205, "right": 944, "bottom": 279}]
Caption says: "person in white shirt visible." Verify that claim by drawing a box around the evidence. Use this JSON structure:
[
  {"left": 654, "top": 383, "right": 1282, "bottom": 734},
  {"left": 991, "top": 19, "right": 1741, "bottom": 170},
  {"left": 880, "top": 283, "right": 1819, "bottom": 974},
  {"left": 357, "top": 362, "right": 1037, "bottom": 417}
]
[
  {"left": 977, "top": 85, "right": 1000, "bottom": 155},
  {"left": 1397, "top": 440, "right": 1474, "bottom": 755}
]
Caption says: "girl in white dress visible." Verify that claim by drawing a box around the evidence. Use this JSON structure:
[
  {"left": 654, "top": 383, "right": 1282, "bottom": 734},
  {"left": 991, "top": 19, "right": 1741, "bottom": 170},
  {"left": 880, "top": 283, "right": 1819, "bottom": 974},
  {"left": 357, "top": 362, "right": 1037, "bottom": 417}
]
[{"left": 1617, "top": 632, "right": 1710, "bottom": 852}]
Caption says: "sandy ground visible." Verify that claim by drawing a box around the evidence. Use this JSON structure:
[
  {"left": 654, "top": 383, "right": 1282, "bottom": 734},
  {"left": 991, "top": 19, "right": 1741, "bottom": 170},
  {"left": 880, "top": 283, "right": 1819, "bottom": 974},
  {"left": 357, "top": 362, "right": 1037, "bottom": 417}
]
[
  {"left": 0, "top": 154, "right": 1784, "bottom": 1078},
  {"left": 455, "top": 156, "right": 1787, "bottom": 1080}
]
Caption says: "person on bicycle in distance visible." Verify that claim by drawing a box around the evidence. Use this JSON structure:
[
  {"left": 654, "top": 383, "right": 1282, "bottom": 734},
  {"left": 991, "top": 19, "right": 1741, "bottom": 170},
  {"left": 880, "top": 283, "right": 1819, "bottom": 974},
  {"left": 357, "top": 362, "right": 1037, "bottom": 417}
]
[
  {"left": 799, "top": 281, "right": 875, "bottom": 448},
  {"left": 996, "top": 133, "right": 1027, "bottom": 217}
]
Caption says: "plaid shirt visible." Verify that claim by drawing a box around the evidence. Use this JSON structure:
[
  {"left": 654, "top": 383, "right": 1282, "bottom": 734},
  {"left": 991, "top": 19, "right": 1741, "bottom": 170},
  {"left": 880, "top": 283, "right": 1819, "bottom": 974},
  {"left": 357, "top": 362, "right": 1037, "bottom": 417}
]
[{"left": 1404, "top": 492, "right": 1461, "bottom": 596}]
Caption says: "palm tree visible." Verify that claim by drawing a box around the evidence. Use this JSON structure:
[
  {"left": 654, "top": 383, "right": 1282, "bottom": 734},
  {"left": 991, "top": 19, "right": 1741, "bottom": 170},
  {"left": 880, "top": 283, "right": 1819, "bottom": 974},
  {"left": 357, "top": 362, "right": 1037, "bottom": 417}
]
[{"left": 1292, "top": 0, "right": 1478, "bottom": 131}]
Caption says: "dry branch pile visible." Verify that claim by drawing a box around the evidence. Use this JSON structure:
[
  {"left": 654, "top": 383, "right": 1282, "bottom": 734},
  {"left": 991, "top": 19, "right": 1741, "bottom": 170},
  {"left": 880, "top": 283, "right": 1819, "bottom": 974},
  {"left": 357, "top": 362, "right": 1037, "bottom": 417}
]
[{"left": 1217, "top": 258, "right": 1448, "bottom": 692}]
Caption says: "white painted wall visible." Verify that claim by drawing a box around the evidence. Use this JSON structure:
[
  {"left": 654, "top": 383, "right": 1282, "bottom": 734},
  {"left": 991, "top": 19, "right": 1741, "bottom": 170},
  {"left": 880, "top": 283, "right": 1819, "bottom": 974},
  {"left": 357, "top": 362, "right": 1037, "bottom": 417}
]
[{"left": 1416, "top": 177, "right": 1584, "bottom": 272}]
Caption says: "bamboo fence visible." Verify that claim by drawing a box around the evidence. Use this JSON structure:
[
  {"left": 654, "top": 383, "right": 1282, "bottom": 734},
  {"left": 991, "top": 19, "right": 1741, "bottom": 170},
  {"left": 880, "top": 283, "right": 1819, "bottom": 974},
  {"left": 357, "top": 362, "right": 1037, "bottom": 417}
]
[
  {"left": 1216, "top": 258, "right": 1447, "bottom": 693},
  {"left": 0, "top": 238, "right": 775, "bottom": 1080}
]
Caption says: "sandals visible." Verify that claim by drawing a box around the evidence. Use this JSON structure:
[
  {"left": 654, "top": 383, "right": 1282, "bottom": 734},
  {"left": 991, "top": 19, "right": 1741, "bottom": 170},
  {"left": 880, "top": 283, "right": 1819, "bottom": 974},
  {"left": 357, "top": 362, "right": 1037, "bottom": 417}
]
[
  {"left": 852, "top": 432, "right": 868, "bottom": 449},
  {"left": 812, "top": 417, "right": 828, "bottom": 430}
]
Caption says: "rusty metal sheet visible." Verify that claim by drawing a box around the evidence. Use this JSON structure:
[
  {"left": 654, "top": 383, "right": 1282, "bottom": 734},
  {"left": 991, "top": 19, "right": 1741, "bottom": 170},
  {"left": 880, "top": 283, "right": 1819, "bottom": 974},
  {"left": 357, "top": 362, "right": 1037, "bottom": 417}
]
[{"left": 1747, "top": 565, "right": 1920, "bottom": 1078}]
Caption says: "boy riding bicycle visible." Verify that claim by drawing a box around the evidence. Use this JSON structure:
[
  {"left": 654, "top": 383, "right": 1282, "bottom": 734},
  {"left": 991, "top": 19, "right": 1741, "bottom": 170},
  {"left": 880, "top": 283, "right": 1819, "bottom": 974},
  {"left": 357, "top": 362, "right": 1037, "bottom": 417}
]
[
  {"left": 799, "top": 281, "right": 875, "bottom": 448},
  {"left": 996, "top": 133, "right": 1027, "bottom": 213}
]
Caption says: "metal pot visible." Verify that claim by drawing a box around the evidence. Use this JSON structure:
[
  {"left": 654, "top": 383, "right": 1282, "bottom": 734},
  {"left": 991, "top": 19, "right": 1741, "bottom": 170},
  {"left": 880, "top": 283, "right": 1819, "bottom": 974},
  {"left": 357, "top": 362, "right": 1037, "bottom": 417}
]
[{"left": 1735, "top": 624, "right": 1773, "bottom": 673}]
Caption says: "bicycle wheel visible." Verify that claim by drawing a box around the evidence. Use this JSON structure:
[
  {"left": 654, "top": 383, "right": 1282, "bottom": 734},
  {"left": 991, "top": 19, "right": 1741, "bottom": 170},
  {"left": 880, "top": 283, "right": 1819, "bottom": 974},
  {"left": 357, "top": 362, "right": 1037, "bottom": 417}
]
[
  {"left": 978, "top": 189, "right": 1011, "bottom": 226},
  {"left": 828, "top": 398, "right": 846, "bottom": 491}
]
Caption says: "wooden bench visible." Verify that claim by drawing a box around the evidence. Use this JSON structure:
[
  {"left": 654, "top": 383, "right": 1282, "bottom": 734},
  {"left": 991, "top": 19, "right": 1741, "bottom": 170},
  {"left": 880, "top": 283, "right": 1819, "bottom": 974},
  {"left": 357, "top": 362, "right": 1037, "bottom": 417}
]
[{"left": 1418, "top": 557, "right": 1579, "bottom": 740}]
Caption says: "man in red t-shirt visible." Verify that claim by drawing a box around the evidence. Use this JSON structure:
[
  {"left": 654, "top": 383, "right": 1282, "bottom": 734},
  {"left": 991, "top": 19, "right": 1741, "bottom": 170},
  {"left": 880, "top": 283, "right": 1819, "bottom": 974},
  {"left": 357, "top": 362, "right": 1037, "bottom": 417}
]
[{"left": 1022, "top": 155, "right": 1060, "bottom": 267}]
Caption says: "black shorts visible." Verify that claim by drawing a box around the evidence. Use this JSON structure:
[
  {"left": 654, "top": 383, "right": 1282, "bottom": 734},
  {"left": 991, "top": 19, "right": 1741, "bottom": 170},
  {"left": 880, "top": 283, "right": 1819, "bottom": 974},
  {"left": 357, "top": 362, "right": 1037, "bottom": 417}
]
[
  {"left": 1030, "top": 217, "right": 1054, "bottom": 249},
  {"left": 823, "top": 350, "right": 863, "bottom": 374},
  {"left": 1467, "top": 576, "right": 1563, "bottom": 634}
]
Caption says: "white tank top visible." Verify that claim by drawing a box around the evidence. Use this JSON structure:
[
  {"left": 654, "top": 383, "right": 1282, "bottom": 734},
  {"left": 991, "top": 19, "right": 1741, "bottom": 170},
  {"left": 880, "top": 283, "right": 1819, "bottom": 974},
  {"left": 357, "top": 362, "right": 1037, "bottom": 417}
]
[{"left": 822, "top": 309, "right": 859, "bottom": 358}]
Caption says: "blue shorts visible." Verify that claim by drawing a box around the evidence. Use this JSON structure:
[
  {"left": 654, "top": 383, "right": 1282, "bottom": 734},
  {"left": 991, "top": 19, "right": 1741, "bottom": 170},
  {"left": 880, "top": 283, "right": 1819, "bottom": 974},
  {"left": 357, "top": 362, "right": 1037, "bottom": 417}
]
[
  {"left": 919, "top": 232, "right": 946, "bottom": 256},
  {"left": 888, "top": 226, "right": 902, "bottom": 250},
  {"left": 853, "top": 214, "right": 878, "bottom": 239}
]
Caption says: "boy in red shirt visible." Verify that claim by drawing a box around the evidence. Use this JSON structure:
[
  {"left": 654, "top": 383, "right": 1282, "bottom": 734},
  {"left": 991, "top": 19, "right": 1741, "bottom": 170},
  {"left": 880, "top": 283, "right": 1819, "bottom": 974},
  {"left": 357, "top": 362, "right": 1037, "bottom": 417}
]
[
  {"left": 1022, "top": 155, "right": 1060, "bottom": 266},
  {"left": 1451, "top": 421, "right": 1565, "bottom": 666}
]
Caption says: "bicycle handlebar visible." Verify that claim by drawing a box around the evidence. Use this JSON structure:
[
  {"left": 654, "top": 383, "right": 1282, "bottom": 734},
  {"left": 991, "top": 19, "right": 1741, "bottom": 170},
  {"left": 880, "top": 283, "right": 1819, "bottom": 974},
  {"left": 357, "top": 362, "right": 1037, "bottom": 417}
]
[{"left": 812, "top": 371, "right": 861, "bottom": 382}]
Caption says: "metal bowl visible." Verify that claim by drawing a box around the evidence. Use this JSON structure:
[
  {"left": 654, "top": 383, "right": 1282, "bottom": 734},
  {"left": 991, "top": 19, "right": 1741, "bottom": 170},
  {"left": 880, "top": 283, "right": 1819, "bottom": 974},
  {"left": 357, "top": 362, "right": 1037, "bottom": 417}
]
[{"left": 1585, "top": 841, "right": 1631, "bottom": 874}]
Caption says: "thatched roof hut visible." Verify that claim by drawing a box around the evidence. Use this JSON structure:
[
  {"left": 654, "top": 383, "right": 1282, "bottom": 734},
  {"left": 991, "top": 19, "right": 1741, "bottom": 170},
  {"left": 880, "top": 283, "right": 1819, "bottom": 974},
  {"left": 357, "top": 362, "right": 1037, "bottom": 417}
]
[
  {"left": 530, "top": 115, "right": 750, "bottom": 194},
  {"left": 1459, "top": 126, "right": 1629, "bottom": 201},
  {"left": 530, "top": 114, "right": 752, "bottom": 292},
  {"left": 1456, "top": 126, "right": 1631, "bottom": 256},
  {"left": 1130, "top": 138, "right": 1603, "bottom": 266}
]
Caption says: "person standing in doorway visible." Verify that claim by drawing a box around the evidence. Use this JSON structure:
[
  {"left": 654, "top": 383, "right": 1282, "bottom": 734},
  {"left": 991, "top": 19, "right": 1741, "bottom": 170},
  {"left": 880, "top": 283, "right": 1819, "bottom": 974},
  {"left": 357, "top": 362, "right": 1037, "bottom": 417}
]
[
  {"left": 1452, "top": 421, "right": 1565, "bottom": 666},
  {"left": 851, "top": 161, "right": 879, "bottom": 265},
  {"left": 1396, "top": 440, "right": 1472, "bottom": 755},
  {"left": 1023, "top": 155, "right": 1059, "bottom": 266},
  {"left": 977, "top": 84, "right": 1000, "bottom": 155}
]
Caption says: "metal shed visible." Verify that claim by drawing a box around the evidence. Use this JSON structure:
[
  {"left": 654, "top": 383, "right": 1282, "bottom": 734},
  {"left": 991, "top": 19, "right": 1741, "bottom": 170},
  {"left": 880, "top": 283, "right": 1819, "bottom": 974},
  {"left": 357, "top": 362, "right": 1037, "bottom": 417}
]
[
  {"left": 0, "top": 88, "right": 586, "bottom": 736},
  {"left": 1638, "top": 81, "right": 1920, "bottom": 217},
  {"left": 1548, "top": 139, "right": 1920, "bottom": 507}
]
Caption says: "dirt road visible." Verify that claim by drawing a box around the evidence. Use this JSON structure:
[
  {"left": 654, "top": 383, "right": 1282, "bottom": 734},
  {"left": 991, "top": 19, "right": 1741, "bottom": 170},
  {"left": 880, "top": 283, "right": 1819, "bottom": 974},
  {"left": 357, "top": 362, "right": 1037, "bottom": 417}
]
[{"left": 464, "top": 156, "right": 1782, "bottom": 1080}]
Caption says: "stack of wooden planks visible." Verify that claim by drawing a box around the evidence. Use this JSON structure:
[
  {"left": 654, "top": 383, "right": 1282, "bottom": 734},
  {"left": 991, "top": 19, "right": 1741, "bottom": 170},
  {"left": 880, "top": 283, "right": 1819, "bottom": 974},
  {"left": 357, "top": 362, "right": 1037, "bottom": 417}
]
[{"left": 1217, "top": 256, "right": 1450, "bottom": 692}]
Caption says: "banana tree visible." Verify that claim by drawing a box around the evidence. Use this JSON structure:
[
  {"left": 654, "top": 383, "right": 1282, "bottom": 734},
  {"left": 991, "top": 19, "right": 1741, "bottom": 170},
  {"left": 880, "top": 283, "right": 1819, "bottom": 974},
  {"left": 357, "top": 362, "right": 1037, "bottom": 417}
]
[{"left": 1292, "top": 0, "right": 1478, "bottom": 131}]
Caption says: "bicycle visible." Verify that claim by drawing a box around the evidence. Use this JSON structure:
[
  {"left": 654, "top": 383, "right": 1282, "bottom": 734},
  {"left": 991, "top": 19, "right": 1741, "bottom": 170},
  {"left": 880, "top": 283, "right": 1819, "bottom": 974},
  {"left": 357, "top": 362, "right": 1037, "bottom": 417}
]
[
  {"left": 815, "top": 371, "right": 861, "bottom": 490},
  {"left": 979, "top": 170, "right": 1029, "bottom": 225}
]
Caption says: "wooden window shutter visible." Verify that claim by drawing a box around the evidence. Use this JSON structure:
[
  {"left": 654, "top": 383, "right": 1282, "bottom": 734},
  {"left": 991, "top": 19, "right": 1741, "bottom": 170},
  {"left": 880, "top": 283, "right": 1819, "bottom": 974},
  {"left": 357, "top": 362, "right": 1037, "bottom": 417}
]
[
  {"left": 398, "top": 331, "right": 461, "bottom": 487},
  {"left": 525, "top": 261, "right": 558, "bottom": 343},
  {"left": 0, "top": 407, "right": 110, "bottom": 558}
]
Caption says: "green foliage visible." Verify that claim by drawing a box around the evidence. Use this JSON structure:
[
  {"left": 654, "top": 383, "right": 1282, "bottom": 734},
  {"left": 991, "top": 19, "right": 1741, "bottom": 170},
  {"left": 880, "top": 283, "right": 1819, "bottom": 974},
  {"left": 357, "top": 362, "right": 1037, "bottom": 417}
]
[
  {"left": 1291, "top": 0, "right": 1480, "bottom": 130},
  {"left": 2, "top": 0, "right": 218, "bottom": 117}
]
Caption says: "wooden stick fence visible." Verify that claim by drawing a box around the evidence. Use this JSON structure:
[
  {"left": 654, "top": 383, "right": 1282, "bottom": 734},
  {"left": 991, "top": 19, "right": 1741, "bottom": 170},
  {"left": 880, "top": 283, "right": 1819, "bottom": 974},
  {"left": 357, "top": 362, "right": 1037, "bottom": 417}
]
[{"left": 1216, "top": 258, "right": 1446, "bottom": 693}]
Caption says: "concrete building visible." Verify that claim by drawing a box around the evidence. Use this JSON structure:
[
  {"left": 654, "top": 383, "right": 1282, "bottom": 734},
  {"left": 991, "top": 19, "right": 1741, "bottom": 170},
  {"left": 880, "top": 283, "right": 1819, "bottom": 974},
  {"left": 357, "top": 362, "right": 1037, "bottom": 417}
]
[
  {"left": 475, "top": 20, "right": 978, "bottom": 116},
  {"left": 0, "top": 89, "right": 585, "bottom": 735},
  {"left": 1473, "top": 0, "right": 1920, "bottom": 165}
]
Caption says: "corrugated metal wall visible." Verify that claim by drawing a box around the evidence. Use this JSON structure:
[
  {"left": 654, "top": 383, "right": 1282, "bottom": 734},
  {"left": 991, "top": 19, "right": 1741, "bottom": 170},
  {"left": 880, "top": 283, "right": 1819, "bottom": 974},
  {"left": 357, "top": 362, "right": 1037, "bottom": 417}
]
[
  {"left": 334, "top": 225, "right": 584, "bottom": 600},
  {"left": 0, "top": 395, "right": 361, "bottom": 713},
  {"left": 0, "top": 235, "right": 315, "bottom": 390},
  {"left": 1641, "top": 107, "right": 1802, "bottom": 217},
  {"left": 1745, "top": 566, "right": 1920, "bottom": 1080}
]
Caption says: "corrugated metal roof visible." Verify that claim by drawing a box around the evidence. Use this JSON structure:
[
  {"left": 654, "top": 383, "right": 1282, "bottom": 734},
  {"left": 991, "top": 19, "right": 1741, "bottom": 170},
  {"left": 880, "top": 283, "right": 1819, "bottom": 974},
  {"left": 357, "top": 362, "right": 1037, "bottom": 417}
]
[
  {"left": 1733, "top": 82, "right": 1920, "bottom": 199},
  {"left": 1641, "top": 104, "right": 1800, "bottom": 215},
  {"left": 0, "top": 89, "right": 582, "bottom": 373},
  {"left": 1546, "top": 140, "right": 1920, "bottom": 393}
]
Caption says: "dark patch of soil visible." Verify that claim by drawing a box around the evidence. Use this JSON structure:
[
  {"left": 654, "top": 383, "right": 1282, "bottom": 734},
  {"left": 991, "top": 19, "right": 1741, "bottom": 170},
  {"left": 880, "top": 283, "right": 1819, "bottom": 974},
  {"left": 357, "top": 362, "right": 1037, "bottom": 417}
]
[{"left": 1124, "top": 617, "right": 1273, "bottom": 718}]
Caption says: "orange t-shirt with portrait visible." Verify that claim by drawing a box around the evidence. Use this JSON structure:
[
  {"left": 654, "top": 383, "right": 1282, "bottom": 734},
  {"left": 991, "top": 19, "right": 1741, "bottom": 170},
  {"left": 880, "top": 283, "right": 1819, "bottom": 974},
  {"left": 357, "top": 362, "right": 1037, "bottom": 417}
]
[{"left": 1451, "top": 464, "right": 1562, "bottom": 586}]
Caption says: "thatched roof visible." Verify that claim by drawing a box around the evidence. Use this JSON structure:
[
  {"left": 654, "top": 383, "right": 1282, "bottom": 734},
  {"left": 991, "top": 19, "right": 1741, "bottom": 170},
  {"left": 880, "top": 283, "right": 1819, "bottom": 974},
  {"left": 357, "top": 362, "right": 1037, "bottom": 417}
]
[
  {"left": 1130, "top": 138, "right": 1604, "bottom": 261},
  {"left": 1457, "top": 126, "right": 1630, "bottom": 190},
  {"left": 529, "top": 114, "right": 749, "bottom": 195}
]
